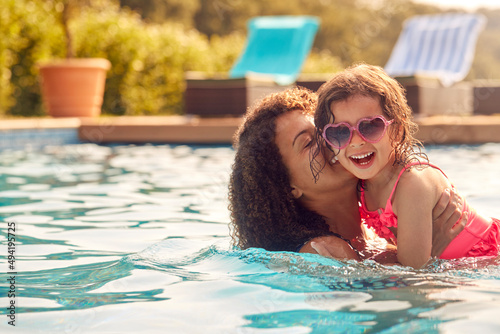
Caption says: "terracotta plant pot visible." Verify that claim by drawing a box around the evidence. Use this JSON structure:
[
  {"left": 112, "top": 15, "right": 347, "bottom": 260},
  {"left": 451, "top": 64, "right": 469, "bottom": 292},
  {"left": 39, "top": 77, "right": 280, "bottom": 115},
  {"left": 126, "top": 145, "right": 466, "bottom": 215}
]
[{"left": 39, "top": 58, "right": 111, "bottom": 118}]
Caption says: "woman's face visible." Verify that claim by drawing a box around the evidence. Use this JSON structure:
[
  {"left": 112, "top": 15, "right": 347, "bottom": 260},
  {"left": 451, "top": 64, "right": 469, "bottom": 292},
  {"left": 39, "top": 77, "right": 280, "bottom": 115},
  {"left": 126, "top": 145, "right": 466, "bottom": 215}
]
[{"left": 274, "top": 109, "right": 356, "bottom": 199}]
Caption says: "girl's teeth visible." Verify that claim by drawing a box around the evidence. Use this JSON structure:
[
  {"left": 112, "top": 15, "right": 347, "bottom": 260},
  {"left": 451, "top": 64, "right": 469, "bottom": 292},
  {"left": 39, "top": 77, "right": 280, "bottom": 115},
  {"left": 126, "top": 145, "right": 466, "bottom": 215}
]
[{"left": 351, "top": 152, "right": 373, "bottom": 159}]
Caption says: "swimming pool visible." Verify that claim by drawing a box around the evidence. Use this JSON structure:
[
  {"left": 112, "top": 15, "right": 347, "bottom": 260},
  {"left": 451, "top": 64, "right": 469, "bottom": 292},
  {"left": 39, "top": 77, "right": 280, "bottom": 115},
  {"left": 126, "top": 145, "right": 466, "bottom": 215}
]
[{"left": 0, "top": 143, "right": 499, "bottom": 333}]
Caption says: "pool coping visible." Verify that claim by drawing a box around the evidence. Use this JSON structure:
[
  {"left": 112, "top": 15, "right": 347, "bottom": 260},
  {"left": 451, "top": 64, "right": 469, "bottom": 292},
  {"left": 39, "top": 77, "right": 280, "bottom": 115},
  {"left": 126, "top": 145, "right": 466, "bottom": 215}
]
[
  {"left": 0, "top": 117, "right": 81, "bottom": 130},
  {"left": 1, "top": 114, "right": 500, "bottom": 146}
]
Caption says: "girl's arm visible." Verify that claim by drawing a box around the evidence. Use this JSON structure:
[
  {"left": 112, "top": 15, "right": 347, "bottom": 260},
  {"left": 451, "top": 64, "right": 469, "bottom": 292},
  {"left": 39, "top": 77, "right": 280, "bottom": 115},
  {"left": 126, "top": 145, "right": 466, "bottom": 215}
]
[{"left": 393, "top": 168, "right": 452, "bottom": 268}]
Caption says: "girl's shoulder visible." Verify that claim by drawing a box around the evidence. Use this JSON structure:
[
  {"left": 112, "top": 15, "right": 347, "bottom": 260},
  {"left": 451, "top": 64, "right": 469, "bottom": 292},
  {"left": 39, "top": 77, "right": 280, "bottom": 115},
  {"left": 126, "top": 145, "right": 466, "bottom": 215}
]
[
  {"left": 391, "top": 162, "right": 451, "bottom": 217},
  {"left": 395, "top": 162, "right": 452, "bottom": 198},
  {"left": 400, "top": 162, "right": 449, "bottom": 183}
]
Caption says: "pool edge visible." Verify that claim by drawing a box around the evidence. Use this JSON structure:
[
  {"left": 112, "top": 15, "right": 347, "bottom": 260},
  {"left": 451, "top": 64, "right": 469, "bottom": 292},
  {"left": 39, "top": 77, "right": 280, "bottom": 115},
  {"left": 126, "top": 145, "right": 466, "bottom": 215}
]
[{"left": 2, "top": 115, "right": 500, "bottom": 146}]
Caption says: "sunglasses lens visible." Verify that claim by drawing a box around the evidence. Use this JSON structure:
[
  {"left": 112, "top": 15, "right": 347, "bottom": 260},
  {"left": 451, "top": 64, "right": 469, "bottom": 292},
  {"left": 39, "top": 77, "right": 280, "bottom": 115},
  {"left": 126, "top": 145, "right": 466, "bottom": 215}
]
[
  {"left": 359, "top": 117, "right": 386, "bottom": 142},
  {"left": 325, "top": 125, "right": 351, "bottom": 148}
]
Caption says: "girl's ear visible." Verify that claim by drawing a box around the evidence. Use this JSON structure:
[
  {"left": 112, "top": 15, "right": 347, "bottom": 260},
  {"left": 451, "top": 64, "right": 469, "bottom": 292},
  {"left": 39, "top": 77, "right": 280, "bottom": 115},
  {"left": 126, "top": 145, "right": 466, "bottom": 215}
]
[
  {"left": 291, "top": 185, "right": 303, "bottom": 199},
  {"left": 397, "top": 126, "right": 405, "bottom": 146},
  {"left": 391, "top": 121, "right": 404, "bottom": 147}
]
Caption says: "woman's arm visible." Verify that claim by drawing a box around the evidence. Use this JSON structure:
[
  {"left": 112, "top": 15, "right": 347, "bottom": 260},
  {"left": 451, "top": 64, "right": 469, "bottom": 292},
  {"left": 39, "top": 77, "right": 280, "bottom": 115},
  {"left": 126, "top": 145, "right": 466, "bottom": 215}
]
[
  {"left": 299, "top": 235, "right": 360, "bottom": 260},
  {"left": 431, "top": 188, "right": 467, "bottom": 257}
]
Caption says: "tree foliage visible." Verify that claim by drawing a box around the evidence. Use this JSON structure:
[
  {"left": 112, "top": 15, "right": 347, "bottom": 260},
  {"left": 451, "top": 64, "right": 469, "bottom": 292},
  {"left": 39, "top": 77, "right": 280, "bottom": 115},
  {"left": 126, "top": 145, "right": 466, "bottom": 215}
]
[
  {"left": 119, "top": 0, "right": 500, "bottom": 79},
  {"left": 119, "top": 0, "right": 438, "bottom": 67}
]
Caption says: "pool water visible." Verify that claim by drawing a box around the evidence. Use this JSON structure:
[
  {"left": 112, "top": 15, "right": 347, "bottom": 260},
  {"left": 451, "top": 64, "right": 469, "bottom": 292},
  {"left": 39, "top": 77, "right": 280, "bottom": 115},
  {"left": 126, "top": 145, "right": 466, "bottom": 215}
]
[{"left": 0, "top": 143, "right": 500, "bottom": 333}]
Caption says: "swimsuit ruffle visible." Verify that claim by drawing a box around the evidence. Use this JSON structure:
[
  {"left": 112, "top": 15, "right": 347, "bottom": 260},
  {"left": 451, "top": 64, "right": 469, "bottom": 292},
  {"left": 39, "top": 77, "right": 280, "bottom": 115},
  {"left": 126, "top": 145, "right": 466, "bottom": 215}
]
[
  {"left": 464, "top": 218, "right": 500, "bottom": 257},
  {"left": 360, "top": 207, "right": 397, "bottom": 240}
]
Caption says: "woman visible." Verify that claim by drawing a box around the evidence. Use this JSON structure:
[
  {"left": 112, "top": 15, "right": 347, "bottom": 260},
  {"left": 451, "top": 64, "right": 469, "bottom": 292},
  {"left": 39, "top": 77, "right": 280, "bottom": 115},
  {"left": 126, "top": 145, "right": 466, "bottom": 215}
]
[{"left": 228, "top": 87, "right": 465, "bottom": 261}]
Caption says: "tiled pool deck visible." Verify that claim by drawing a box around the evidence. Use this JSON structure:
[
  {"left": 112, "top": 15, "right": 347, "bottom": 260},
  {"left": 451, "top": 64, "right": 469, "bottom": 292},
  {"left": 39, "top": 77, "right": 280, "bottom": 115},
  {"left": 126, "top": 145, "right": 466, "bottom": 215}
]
[
  {"left": 0, "top": 118, "right": 81, "bottom": 150},
  {"left": 1, "top": 114, "right": 500, "bottom": 149}
]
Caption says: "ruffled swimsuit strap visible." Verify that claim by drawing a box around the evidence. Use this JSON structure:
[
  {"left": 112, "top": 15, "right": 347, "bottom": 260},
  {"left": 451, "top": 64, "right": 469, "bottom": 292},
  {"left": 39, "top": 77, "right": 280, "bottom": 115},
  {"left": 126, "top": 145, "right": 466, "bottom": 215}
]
[
  {"left": 387, "top": 164, "right": 411, "bottom": 204},
  {"left": 382, "top": 163, "right": 414, "bottom": 213}
]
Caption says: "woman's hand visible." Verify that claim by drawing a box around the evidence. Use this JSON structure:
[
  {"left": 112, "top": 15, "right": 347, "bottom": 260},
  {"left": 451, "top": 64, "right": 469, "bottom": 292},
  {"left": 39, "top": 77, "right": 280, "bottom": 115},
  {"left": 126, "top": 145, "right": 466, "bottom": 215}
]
[
  {"left": 299, "top": 235, "right": 360, "bottom": 260},
  {"left": 431, "top": 188, "right": 467, "bottom": 257}
]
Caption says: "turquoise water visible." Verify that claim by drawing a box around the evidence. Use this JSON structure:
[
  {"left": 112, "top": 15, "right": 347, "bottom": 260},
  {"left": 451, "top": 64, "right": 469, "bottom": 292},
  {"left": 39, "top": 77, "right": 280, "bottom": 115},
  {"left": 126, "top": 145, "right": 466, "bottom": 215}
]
[{"left": 0, "top": 143, "right": 500, "bottom": 333}]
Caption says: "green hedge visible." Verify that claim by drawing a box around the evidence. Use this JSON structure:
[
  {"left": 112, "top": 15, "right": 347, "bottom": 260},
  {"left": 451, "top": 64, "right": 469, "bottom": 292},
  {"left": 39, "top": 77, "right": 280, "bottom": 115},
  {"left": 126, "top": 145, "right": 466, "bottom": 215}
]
[
  {"left": 73, "top": 4, "right": 213, "bottom": 115},
  {"left": 0, "top": 0, "right": 342, "bottom": 117},
  {"left": 0, "top": 0, "right": 62, "bottom": 116}
]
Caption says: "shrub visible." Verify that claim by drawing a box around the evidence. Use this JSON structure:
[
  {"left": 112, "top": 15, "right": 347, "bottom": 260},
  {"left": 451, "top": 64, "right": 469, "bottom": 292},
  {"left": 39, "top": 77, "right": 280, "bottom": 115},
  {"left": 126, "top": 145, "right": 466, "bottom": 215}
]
[
  {"left": 302, "top": 49, "right": 344, "bottom": 75},
  {"left": 69, "top": 2, "right": 213, "bottom": 115},
  {"left": 0, "top": 0, "right": 63, "bottom": 116},
  {"left": 1, "top": 0, "right": 343, "bottom": 117}
]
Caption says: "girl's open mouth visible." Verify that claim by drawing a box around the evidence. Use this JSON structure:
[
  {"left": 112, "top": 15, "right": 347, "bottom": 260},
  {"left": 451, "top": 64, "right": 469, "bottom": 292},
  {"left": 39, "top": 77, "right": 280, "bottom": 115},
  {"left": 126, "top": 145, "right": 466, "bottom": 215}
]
[{"left": 350, "top": 152, "right": 375, "bottom": 168}]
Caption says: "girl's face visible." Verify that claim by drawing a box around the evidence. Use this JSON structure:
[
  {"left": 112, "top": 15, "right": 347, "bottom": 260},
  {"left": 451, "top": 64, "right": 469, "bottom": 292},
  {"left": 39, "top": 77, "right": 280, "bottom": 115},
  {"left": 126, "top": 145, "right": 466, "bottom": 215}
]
[{"left": 328, "top": 94, "right": 395, "bottom": 180}]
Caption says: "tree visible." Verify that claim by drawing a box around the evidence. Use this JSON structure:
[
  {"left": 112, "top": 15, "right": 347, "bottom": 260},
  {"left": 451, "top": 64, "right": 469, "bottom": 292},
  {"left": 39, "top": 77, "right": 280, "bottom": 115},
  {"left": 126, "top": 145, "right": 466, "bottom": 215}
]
[{"left": 119, "top": 0, "right": 199, "bottom": 25}]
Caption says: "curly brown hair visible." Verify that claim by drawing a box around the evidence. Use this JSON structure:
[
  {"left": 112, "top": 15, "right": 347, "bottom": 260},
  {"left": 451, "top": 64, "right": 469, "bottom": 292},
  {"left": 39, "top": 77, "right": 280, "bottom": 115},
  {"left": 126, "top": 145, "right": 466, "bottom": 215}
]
[
  {"left": 228, "top": 87, "right": 332, "bottom": 251},
  {"left": 312, "top": 63, "right": 425, "bottom": 179}
]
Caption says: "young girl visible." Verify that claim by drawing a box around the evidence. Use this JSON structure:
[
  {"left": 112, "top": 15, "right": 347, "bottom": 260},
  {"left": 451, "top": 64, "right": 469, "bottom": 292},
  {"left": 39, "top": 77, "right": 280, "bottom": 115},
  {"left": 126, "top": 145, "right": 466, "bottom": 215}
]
[{"left": 314, "top": 64, "right": 500, "bottom": 269}]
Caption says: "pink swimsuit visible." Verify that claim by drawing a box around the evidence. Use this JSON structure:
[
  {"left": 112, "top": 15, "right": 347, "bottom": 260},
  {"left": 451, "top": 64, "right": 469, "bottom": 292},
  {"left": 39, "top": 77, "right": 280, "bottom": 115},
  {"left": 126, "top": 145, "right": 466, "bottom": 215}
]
[{"left": 359, "top": 162, "right": 500, "bottom": 259}]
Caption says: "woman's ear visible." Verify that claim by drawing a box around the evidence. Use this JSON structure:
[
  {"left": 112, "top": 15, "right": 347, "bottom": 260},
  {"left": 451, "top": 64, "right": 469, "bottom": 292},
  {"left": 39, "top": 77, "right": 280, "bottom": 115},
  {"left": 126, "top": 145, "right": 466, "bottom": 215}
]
[{"left": 291, "top": 185, "right": 303, "bottom": 199}]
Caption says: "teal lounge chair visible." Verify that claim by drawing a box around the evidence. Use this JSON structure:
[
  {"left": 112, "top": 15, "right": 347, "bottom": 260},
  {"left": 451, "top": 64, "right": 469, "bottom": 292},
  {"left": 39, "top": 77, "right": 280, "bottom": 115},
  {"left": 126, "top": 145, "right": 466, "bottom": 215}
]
[
  {"left": 230, "top": 16, "right": 320, "bottom": 85},
  {"left": 185, "top": 16, "right": 320, "bottom": 116}
]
